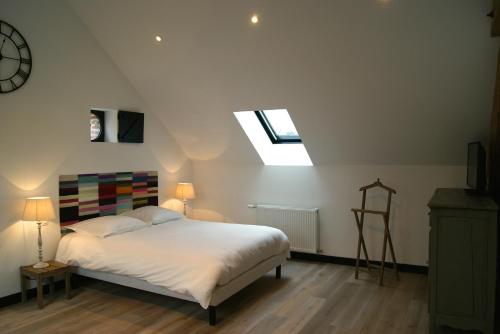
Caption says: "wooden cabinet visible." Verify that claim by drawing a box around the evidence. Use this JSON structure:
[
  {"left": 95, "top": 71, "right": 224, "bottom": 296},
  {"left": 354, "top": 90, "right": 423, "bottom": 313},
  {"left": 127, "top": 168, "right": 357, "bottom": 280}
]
[
  {"left": 428, "top": 189, "right": 497, "bottom": 333},
  {"left": 493, "top": 0, "right": 500, "bottom": 37}
]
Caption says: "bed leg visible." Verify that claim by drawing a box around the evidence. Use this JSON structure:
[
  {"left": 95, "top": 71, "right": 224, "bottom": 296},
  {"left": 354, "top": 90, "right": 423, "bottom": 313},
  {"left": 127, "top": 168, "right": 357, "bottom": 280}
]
[
  {"left": 208, "top": 306, "right": 216, "bottom": 326},
  {"left": 71, "top": 273, "right": 80, "bottom": 289},
  {"left": 276, "top": 265, "right": 281, "bottom": 279}
]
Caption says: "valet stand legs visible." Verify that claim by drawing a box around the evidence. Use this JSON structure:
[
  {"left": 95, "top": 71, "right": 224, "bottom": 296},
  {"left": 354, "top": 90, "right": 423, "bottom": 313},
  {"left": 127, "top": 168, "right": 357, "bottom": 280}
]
[
  {"left": 353, "top": 211, "right": 399, "bottom": 285},
  {"left": 354, "top": 211, "right": 371, "bottom": 279},
  {"left": 381, "top": 214, "right": 399, "bottom": 284}
]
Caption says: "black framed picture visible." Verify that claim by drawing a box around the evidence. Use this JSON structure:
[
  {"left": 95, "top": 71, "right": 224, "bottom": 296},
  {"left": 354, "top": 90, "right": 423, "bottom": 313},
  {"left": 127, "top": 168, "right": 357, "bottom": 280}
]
[{"left": 118, "top": 110, "right": 144, "bottom": 143}]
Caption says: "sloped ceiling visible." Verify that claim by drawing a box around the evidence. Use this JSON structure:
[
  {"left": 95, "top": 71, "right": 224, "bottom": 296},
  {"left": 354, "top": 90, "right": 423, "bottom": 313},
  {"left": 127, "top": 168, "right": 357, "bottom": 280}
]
[{"left": 69, "top": 0, "right": 498, "bottom": 165}]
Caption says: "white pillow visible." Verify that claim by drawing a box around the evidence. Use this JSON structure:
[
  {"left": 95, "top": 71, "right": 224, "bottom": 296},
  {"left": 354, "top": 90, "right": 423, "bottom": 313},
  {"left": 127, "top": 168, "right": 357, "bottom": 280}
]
[
  {"left": 120, "top": 206, "right": 182, "bottom": 225},
  {"left": 66, "top": 215, "right": 146, "bottom": 238}
]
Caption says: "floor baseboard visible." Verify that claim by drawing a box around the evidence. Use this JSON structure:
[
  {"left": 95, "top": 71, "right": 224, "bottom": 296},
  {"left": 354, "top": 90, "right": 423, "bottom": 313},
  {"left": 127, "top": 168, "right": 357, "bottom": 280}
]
[{"left": 290, "top": 251, "right": 428, "bottom": 275}]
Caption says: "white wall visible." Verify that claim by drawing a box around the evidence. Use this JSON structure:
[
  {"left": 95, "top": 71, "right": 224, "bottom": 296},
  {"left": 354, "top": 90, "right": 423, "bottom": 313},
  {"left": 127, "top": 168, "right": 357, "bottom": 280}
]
[
  {"left": 69, "top": 0, "right": 498, "bottom": 267},
  {"left": 0, "top": 0, "right": 191, "bottom": 298},
  {"left": 192, "top": 162, "right": 465, "bottom": 266}
]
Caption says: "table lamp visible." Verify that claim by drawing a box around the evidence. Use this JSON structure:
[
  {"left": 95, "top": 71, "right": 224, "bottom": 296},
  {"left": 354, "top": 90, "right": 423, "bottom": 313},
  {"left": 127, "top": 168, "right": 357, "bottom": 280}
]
[
  {"left": 22, "top": 197, "right": 55, "bottom": 269},
  {"left": 175, "top": 183, "right": 195, "bottom": 216}
]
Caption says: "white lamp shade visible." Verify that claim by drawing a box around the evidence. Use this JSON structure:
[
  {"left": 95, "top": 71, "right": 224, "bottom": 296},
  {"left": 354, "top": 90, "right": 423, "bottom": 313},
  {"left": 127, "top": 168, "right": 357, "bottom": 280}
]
[
  {"left": 175, "top": 183, "right": 195, "bottom": 200},
  {"left": 22, "top": 197, "right": 55, "bottom": 222}
]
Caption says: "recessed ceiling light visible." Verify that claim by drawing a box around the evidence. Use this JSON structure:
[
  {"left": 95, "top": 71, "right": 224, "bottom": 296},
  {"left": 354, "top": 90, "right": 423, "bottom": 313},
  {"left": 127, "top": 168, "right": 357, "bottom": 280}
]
[
  {"left": 155, "top": 35, "right": 162, "bottom": 42},
  {"left": 251, "top": 14, "right": 259, "bottom": 24}
]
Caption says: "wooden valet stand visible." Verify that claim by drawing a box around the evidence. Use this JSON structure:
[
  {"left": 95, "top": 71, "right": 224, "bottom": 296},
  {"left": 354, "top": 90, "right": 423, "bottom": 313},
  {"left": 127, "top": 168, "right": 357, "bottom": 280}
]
[{"left": 351, "top": 179, "right": 399, "bottom": 285}]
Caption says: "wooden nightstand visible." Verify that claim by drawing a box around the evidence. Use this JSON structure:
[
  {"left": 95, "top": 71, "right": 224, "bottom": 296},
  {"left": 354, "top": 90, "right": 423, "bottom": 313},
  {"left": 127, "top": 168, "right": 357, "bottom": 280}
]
[{"left": 20, "top": 260, "right": 72, "bottom": 309}]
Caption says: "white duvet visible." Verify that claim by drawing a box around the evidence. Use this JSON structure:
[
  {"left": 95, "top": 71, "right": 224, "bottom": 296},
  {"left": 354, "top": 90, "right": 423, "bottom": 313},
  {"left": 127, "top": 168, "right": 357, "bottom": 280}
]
[{"left": 55, "top": 218, "right": 289, "bottom": 308}]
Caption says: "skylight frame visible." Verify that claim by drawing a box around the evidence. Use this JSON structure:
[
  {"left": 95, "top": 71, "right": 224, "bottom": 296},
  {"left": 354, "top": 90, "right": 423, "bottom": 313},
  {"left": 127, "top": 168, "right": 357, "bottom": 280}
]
[
  {"left": 234, "top": 110, "right": 313, "bottom": 166},
  {"left": 254, "top": 110, "right": 302, "bottom": 144}
]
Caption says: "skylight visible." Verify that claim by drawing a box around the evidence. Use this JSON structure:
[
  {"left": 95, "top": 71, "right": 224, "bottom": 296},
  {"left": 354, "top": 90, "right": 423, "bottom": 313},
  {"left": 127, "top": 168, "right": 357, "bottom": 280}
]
[
  {"left": 234, "top": 109, "right": 313, "bottom": 166},
  {"left": 255, "top": 110, "right": 302, "bottom": 143}
]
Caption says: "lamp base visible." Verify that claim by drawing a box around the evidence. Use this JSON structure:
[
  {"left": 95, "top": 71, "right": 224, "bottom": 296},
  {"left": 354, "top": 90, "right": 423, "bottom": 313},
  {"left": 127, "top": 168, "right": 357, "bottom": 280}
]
[{"left": 33, "top": 262, "right": 49, "bottom": 269}]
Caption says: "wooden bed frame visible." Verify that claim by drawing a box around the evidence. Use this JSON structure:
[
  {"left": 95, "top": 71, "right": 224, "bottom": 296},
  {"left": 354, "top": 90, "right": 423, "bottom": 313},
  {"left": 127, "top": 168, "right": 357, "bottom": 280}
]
[{"left": 58, "top": 171, "right": 289, "bottom": 325}]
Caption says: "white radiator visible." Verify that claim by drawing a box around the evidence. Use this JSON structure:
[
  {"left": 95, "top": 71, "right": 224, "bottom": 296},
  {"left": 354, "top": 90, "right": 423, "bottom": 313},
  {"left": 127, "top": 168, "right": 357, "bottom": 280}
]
[{"left": 254, "top": 204, "right": 319, "bottom": 254}]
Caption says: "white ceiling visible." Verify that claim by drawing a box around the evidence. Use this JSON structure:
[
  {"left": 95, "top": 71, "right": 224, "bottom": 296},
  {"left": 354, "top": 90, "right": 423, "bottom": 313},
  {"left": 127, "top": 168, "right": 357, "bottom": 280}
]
[{"left": 69, "top": 0, "right": 498, "bottom": 165}]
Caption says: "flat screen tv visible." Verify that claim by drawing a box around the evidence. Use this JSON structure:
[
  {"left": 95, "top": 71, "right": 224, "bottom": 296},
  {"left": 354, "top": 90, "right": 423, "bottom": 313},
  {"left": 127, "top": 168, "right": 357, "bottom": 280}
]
[
  {"left": 118, "top": 110, "right": 144, "bottom": 143},
  {"left": 467, "top": 141, "right": 486, "bottom": 193}
]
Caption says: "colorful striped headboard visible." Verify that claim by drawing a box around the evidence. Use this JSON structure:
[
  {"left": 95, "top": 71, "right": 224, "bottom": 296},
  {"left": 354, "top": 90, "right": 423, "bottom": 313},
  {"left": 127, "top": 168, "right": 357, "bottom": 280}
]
[{"left": 59, "top": 171, "right": 158, "bottom": 227}]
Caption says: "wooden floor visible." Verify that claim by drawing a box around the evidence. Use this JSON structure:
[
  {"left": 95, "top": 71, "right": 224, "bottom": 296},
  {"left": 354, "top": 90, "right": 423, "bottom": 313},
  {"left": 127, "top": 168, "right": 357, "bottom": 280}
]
[{"left": 0, "top": 260, "right": 428, "bottom": 334}]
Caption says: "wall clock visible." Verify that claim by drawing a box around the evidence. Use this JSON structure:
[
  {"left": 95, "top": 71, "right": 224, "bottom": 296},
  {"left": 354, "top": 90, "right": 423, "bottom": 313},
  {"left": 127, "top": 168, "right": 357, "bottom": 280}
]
[{"left": 0, "top": 20, "right": 32, "bottom": 94}]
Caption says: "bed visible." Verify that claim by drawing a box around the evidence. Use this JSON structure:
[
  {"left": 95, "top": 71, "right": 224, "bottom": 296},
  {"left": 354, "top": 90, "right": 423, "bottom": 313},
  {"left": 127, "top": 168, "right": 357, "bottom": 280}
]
[{"left": 56, "top": 171, "right": 290, "bottom": 325}]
